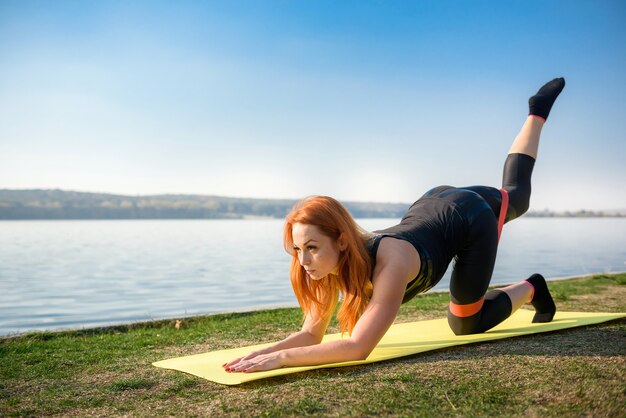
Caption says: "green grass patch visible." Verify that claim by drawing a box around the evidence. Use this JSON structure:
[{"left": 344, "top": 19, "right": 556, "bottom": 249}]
[
  {"left": 1, "top": 272, "right": 624, "bottom": 417},
  {"left": 107, "top": 378, "right": 157, "bottom": 392},
  {"left": 549, "top": 273, "right": 623, "bottom": 296}
]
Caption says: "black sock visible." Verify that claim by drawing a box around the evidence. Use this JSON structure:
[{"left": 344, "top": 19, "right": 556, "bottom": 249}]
[
  {"left": 525, "top": 273, "right": 556, "bottom": 323},
  {"left": 528, "top": 77, "right": 565, "bottom": 121}
]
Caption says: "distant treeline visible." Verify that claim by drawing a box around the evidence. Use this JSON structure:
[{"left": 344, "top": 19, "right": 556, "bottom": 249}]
[
  {"left": 0, "top": 189, "right": 409, "bottom": 220},
  {"left": 525, "top": 209, "right": 625, "bottom": 218},
  {"left": 1, "top": 190, "right": 623, "bottom": 220}
]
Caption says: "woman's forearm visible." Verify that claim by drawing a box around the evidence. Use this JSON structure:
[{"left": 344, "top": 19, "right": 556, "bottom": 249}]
[
  {"left": 262, "top": 330, "right": 322, "bottom": 354},
  {"left": 278, "top": 338, "right": 366, "bottom": 367}
]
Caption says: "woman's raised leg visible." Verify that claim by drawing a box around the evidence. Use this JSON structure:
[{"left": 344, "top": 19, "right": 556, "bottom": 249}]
[{"left": 448, "top": 79, "right": 565, "bottom": 334}]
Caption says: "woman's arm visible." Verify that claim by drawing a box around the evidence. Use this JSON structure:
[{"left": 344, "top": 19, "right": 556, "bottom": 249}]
[
  {"left": 226, "top": 239, "right": 419, "bottom": 372},
  {"left": 279, "top": 290, "right": 338, "bottom": 348},
  {"left": 258, "top": 299, "right": 337, "bottom": 352}
]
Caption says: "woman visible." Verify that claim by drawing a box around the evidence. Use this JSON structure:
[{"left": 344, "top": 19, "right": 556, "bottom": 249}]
[{"left": 223, "top": 77, "right": 565, "bottom": 373}]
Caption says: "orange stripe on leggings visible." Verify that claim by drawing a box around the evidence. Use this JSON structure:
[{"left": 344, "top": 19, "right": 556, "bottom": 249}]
[
  {"left": 449, "top": 298, "right": 484, "bottom": 317},
  {"left": 497, "top": 188, "right": 509, "bottom": 242}
]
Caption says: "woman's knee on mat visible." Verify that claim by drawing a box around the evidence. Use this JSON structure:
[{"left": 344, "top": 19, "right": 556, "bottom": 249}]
[
  {"left": 447, "top": 298, "right": 485, "bottom": 335},
  {"left": 447, "top": 290, "right": 513, "bottom": 335},
  {"left": 447, "top": 311, "right": 483, "bottom": 335}
]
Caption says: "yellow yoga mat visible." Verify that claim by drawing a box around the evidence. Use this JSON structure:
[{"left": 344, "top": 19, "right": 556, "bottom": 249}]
[{"left": 153, "top": 310, "right": 625, "bottom": 385}]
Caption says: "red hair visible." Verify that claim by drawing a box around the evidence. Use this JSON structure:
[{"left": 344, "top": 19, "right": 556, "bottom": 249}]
[{"left": 284, "top": 196, "right": 373, "bottom": 335}]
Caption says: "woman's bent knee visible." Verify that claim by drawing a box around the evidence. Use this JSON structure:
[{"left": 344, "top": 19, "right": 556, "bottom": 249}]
[
  {"left": 447, "top": 311, "right": 482, "bottom": 335},
  {"left": 448, "top": 290, "right": 513, "bottom": 335},
  {"left": 502, "top": 153, "right": 535, "bottom": 221},
  {"left": 506, "top": 187, "right": 531, "bottom": 219}
]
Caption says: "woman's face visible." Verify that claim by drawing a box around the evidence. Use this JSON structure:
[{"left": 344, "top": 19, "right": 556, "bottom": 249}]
[{"left": 291, "top": 223, "right": 344, "bottom": 281}]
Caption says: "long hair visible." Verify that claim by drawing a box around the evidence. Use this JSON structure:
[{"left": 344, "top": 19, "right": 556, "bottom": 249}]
[{"left": 283, "top": 196, "right": 373, "bottom": 335}]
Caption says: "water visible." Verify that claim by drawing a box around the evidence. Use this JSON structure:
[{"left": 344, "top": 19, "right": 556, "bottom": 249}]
[{"left": 1, "top": 218, "right": 624, "bottom": 336}]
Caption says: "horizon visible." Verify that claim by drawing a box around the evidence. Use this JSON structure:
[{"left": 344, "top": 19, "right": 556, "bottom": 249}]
[{"left": 1, "top": 1, "right": 625, "bottom": 212}]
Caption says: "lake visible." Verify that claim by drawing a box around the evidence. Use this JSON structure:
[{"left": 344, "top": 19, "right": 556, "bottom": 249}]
[{"left": 1, "top": 218, "right": 624, "bottom": 336}]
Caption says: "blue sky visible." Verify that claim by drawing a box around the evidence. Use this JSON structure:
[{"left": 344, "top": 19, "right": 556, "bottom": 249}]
[{"left": 1, "top": 0, "right": 624, "bottom": 211}]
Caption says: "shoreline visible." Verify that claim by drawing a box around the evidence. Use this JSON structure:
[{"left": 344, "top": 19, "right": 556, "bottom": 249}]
[{"left": 3, "top": 270, "right": 624, "bottom": 340}]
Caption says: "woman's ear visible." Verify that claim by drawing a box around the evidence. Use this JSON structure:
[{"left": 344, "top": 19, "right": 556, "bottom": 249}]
[{"left": 338, "top": 233, "right": 348, "bottom": 251}]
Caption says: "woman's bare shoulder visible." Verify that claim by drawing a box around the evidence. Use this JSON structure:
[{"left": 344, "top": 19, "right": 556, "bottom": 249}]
[{"left": 375, "top": 237, "right": 421, "bottom": 283}]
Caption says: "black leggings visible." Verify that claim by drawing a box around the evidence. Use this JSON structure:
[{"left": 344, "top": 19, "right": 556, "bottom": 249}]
[{"left": 447, "top": 153, "right": 535, "bottom": 335}]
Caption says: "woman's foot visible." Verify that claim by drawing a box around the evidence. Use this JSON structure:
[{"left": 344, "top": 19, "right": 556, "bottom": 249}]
[
  {"left": 528, "top": 77, "right": 566, "bottom": 121},
  {"left": 525, "top": 273, "right": 556, "bottom": 323}
]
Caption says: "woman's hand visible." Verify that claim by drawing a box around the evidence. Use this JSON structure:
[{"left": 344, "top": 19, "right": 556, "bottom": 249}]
[
  {"left": 222, "top": 350, "right": 283, "bottom": 373},
  {"left": 222, "top": 348, "right": 266, "bottom": 371}
]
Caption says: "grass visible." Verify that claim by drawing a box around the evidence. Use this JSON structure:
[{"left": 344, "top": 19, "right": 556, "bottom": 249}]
[{"left": 1, "top": 272, "right": 624, "bottom": 417}]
